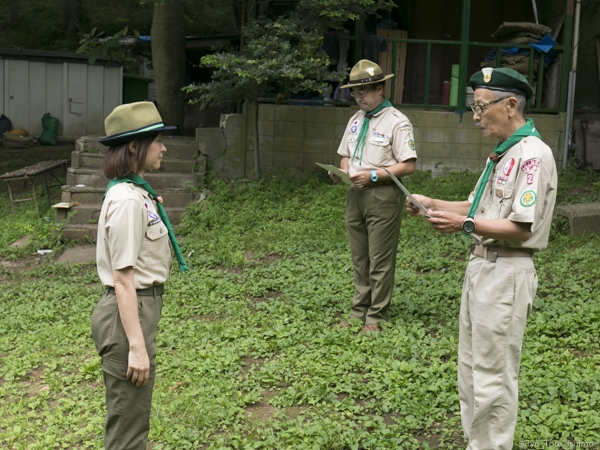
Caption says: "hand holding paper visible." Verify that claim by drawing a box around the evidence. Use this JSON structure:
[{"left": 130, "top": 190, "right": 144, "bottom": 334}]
[
  {"left": 316, "top": 163, "right": 352, "bottom": 185},
  {"left": 384, "top": 169, "right": 431, "bottom": 217}
]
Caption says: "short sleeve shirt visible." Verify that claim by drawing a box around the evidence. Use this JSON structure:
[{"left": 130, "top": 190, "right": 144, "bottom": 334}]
[
  {"left": 96, "top": 183, "right": 172, "bottom": 289},
  {"left": 337, "top": 107, "right": 417, "bottom": 175},
  {"left": 468, "top": 136, "right": 558, "bottom": 251}
]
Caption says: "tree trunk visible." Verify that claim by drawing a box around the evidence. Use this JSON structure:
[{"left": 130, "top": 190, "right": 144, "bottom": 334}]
[
  {"left": 63, "top": 0, "right": 82, "bottom": 37},
  {"left": 3, "top": 0, "right": 22, "bottom": 30},
  {"left": 151, "top": 0, "right": 186, "bottom": 132},
  {"left": 252, "top": 99, "right": 261, "bottom": 178},
  {"left": 231, "top": 0, "right": 240, "bottom": 33}
]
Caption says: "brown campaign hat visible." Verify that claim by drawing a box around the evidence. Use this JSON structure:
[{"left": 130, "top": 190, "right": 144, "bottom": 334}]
[
  {"left": 98, "top": 101, "right": 177, "bottom": 147},
  {"left": 340, "top": 59, "right": 394, "bottom": 89}
]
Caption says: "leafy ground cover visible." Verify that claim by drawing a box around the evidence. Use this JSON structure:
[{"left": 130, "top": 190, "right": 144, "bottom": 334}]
[{"left": 0, "top": 166, "right": 599, "bottom": 449}]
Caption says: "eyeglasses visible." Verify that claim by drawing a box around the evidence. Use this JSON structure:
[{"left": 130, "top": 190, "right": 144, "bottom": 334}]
[
  {"left": 470, "top": 97, "right": 511, "bottom": 115},
  {"left": 350, "top": 89, "right": 373, "bottom": 98}
]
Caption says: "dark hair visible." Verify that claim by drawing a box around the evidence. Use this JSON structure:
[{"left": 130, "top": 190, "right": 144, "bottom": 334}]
[{"left": 102, "top": 134, "right": 158, "bottom": 179}]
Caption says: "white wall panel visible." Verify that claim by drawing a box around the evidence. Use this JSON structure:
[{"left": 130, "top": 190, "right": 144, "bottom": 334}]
[
  {"left": 0, "top": 55, "right": 121, "bottom": 138},
  {"left": 45, "top": 63, "right": 64, "bottom": 135},
  {"left": 28, "top": 61, "right": 46, "bottom": 136},
  {"left": 86, "top": 65, "right": 105, "bottom": 135},
  {"left": 7, "top": 60, "right": 29, "bottom": 130}
]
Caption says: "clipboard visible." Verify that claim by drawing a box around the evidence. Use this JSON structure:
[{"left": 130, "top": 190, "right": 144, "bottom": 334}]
[
  {"left": 316, "top": 163, "right": 352, "bottom": 186},
  {"left": 384, "top": 169, "right": 431, "bottom": 217}
]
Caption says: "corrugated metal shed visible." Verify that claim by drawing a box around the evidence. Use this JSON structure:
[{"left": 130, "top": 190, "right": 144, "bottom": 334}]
[{"left": 0, "top": 49, "right": 122, "bottom": 139}]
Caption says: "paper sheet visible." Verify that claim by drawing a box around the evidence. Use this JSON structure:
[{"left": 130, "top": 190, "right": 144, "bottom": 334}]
[
  {"left": 384, "top": 169, "right": 430, "bottom": 216},
  {"left": 316, "top": 163, "right": 352, "bottom": 186}
]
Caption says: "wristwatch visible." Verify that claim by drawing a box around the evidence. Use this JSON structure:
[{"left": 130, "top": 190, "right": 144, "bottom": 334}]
[
  {"left": 461, "top": 217, "right": 476, "bottom": 235},
  {"left": 370, "top": 170, "right": 378, "bottom": 183}
]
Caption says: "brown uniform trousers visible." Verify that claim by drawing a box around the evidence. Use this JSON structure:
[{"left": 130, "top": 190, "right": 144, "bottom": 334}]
[
  {"left": 346, "top": 182, "right": 403, "bottom": 325},
  {"left": 91, "top": 289, "right": 163, "bottom": 450}
]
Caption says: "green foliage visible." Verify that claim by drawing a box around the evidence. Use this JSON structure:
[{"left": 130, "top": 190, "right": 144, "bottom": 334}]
[
  {"left": 1, "top": 170, "right": 600, "bottom": 448},
  {"left": 76, "top": 23, "right": 140, "bottom": 66},
  {"left": 0, "top": 0, "right": 235, "bottom": 53},
  {"left": 187, "top": 0, "right": 393, "bottom": 106}
]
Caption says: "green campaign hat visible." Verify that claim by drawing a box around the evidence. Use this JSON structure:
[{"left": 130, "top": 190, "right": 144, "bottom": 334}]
[{"left": 469, "top": 67, "right": 534, "bottom": 100}]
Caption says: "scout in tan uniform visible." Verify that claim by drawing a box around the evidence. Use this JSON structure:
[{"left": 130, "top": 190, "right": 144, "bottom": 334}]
[
  {"left": 406, "top": 68, "right": 557, "bottom": 449},
  {"left": 330, "top": 59, "right": 417, "bottom": 334},
  {"left": 91, "top": 102, "right": 188, "bottom": 449}
]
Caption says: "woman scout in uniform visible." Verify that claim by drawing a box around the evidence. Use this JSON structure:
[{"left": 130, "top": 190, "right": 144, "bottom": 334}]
[{"left": 91, "top": 101, "right": 188, "bottom": 449}]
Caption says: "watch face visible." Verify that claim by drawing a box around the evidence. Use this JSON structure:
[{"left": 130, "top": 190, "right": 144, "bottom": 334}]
[{"left": 462, "top": 219, "right": 476, "bottom": 234}]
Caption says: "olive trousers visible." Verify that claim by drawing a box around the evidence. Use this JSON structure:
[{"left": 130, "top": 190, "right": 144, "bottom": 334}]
[
  {"left": 458, "top": 254, "right": 537, "bottom": 449},
  {"left": 91, "top": 290, "right": 163, "bottom": 450},
  {"left": 345, "top": 183, "right": 403, "bottom": 325}
]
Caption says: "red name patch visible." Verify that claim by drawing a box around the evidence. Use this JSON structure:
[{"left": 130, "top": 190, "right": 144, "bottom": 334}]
[{"left": 503, "top": 158, "right": 515, "bottom": 176}]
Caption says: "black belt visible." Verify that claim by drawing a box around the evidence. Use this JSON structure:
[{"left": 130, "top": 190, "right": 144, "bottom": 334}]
[{"left": 105, "top": 284, "right": 164, "bottom": 296}]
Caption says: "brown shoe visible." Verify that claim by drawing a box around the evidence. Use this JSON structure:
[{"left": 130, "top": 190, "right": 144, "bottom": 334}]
[
  {"left": 335, "top": 320, "right": 352, "bottom": 329},
  {"left": 358, "top": 323, "right": 381, "bottom": 335}
]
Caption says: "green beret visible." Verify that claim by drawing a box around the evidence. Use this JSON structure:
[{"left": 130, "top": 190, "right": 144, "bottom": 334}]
[{"left": 469, "top": 67, "right": 533, "bottom": 100}]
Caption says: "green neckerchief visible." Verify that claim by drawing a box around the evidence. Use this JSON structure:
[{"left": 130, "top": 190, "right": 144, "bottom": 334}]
[
  {"left": 103, "top": 173, "right": 189, "bottom": 273},
  {"left": 467, "top": 118, "right": 541, "bottom": 220},
  {"left": 352, "top": 98, "right": 393, "bottom": 166}
]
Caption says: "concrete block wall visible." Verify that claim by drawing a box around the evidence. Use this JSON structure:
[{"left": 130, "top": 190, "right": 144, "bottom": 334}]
[
  {"left": 244, "top": 103, "right": 352, "bottom": 177},
  {"left": 409, "top": 110, "right": 566, "bottom": 175},
  {"left": 197, "top": 104, "right": 566, "bottom": 179}
]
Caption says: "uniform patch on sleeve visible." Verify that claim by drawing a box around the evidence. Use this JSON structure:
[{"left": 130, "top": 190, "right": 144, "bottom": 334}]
[
  {"left": 521, "top": 158, "right": 541, "bottom": 173},
  {"left": 399, "top": 121, "right": 412, "bottom": 131},
  {"left": 520, "top": 190, "right": 537, "bottom": 207},
  {"left": 408, "top": 139, "right": 416, "bottom": 150}
]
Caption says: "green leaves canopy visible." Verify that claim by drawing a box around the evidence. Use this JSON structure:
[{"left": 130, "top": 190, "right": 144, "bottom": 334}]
[{"left": 187, "top": 0, "right": 393, "bottom": 106}]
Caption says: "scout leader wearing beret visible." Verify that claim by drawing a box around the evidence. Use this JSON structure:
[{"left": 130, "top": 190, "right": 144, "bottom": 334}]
[
  {"left": 406, "top": 67, "right": 557, "bottom": 449},
  {"left": 91, "top": 101, "right": 188, "bottom": 449},
  {"left": 329, "top": 59, "right": 417, "bottom": 335}
]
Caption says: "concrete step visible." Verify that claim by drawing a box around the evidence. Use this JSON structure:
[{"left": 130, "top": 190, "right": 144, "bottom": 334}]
[
  {"left": 77, "top": 135, "right": 198, "bottom": 160},
  {"left": 66, "top": 169, "right": 199, "bottom": 190},
  {"left": 61, "top": 224, "right": 98, "bottom": 243},
  {"left": 61, "top": 185, "right": 195, "bottom": 207},
  {"left": 71, "top": 151, "right": 201, "bottom": 173},
  {"left": 59, "top": 203, "right": 187, "bottom": 225}
]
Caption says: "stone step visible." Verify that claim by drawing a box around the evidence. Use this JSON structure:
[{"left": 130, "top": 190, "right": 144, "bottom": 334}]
[
  {"left": 61, "top": 185, "right": 195, "bottom": 208},
  {"left": 71, "top": 151, "right": 201, "bottom": 173},
  {"left": 77, "top": 135, "right": 198, "bottom": 160},
  {"left": 59, "top": 203, "right": 187, "bottom": 225},
  {"left": 61, "top": 224, "right": 99, "bottom": 243},
  {"left": 66, "top": 169, "right": 198, "bottom": 190}
]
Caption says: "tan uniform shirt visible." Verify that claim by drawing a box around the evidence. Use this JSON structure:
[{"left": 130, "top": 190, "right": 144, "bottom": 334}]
[
  {"left": 337, "top": 107, "right": 417, "bottom": 175},
  {"left": 97, "top": 183, "right": 172, "bottom": 289},
  {"left": 468, "top": 135, "right": 557, "bottom": 251}
]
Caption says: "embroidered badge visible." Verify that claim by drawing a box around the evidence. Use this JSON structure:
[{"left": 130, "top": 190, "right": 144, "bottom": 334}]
[
  {"left": 527, "top": 173, "right": 534, "bottom": 185},
  {"left": 350, "top": 126, "right": 357, "bottom": 133},
  {"left": 399, "top": 121, "right": 411, "bottom": 131},
  {"left": 495, "top": 188, "right": 504, "bottom": 199},
  {"left": 520, "top": 190, "right": 537, "bottom": 207},
  {"left": 521, "top": 158, "right": 541, "bottom": 174},
  {"left": 503, "top": 158, "right": 515, "bottom": 176},
  {"left": 148, "top": 210, "right": 159, "bottom": 221},
  {"left": 496, "top": 175, "right": 508, "bottom": 185}
]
